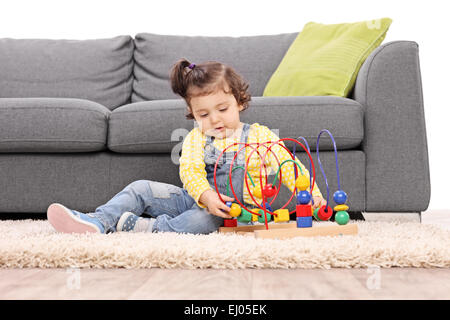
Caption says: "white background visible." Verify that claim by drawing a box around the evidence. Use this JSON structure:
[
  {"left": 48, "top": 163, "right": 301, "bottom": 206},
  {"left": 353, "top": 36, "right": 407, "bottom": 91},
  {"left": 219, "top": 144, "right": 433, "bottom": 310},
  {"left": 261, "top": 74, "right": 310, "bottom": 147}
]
[{"left": 1, "top": 0, "right": 448, "bottom": 210}]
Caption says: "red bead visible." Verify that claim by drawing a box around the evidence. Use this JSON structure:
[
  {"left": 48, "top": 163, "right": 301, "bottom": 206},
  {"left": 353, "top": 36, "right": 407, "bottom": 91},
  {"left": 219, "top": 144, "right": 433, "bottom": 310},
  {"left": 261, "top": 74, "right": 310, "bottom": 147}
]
[
  {"left": 223, "top": 219, "right": 237, "bottom": 227},
  {"left": 317, "top": 205, "right": 333, "bottom": 221},
  {"left": 262, "top": 184, "right": 277, "bottom": 198},
  {"left": 296, "top": 204, "right": 312, "bottom": 217}
]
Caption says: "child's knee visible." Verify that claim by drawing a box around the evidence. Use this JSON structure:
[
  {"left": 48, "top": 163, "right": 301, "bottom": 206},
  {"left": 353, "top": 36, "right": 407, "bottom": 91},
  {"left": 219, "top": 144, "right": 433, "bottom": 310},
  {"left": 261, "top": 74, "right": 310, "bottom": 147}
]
[
  {"left": 148, "top": 181, "right": 182, "bottom": 199},
  {"left": 126, "top": 180, "right": 151, "bottom": 195}
]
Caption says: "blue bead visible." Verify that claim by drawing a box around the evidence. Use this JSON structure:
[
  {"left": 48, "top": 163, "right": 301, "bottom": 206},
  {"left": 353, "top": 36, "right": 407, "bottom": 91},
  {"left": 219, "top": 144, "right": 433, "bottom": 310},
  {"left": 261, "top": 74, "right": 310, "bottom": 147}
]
[
  {"left": 296, "top": 216, "right": 312, "bottom": 228},
  {"left": 333, "top": 190, "right": 347, "bottom": 204},
  {"left": 264, "top": 202, "right": 273, "bottom": 212},
  {"left": 225, "top": 201, "right": 232, "bottom": 207},
  {"left": 297, "top": 190, "right": 311, "bottom": 204}
]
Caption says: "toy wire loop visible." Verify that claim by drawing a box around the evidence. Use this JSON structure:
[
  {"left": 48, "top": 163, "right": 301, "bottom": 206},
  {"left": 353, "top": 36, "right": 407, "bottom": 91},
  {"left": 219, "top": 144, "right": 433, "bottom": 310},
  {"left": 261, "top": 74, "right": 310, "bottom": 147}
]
[{"left": 316, "top": 129, "right": 341, "bottom": 208}]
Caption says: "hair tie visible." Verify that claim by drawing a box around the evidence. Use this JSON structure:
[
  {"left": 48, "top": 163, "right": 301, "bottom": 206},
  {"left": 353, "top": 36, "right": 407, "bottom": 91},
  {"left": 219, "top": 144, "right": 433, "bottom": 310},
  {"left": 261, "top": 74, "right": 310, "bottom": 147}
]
[{"left": 188, "top": 63, "right": 196, "bottom": 70}]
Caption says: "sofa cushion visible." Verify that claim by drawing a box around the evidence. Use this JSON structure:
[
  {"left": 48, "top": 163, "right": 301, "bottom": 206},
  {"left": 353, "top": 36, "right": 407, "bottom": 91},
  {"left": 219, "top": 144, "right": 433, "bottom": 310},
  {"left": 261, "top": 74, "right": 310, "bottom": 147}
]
[
  {"left": 132, "top": 32, "right": 298, "bottom": 102},
  {"left": 0, "top": 98, "right": 110, "bottom": 152},
  {"left": 263, "top": 18, "right": 392, "bottom": 97},
  {"left": 0, "top": 36, "right": 134, "bottom": 110},
  {"left": 108, "top": 96, "right": 363, "bottom": 153}
]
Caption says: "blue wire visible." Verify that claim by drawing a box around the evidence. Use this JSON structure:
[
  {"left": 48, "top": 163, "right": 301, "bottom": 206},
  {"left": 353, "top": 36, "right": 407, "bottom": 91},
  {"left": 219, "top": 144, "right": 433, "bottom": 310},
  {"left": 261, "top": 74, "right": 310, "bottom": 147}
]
[{"left": 316, "top": 129, "right": 341, "bottom": 208}]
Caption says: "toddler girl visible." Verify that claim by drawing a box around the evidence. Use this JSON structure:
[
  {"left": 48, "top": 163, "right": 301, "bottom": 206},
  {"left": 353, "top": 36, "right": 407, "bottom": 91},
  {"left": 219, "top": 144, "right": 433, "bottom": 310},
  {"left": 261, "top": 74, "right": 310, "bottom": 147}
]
[{"left": 47, "top": 59, "right": 326, "bottom": 235}]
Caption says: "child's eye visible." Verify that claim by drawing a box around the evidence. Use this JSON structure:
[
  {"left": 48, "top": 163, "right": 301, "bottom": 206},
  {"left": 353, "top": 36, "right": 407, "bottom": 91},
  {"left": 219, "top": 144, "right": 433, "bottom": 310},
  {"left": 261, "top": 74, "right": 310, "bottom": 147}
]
[
  {"left": 200, "top": 114, "right": 208, "bottom": 118},
  {"left": 219, "top": 107, "right": 228, "bottom": 112}
]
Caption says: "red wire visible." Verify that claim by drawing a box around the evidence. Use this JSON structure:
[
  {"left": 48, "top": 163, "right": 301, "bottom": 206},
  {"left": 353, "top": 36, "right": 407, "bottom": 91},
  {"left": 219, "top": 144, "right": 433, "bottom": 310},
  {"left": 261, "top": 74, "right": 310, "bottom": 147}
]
[{"left": 213, "top": 138, "right": 316, "bottom": 230}]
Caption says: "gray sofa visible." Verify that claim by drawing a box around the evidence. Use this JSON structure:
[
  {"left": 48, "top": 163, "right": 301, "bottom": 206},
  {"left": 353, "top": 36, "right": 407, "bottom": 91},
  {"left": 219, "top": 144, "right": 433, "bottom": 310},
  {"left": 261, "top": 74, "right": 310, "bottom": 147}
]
[{"left": 0, "top": 33, "right": 430, "bottom": 219}]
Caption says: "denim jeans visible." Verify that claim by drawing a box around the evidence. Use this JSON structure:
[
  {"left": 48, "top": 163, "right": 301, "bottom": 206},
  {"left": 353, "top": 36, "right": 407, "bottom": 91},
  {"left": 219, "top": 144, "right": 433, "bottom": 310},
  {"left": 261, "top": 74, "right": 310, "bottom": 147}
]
[
  {"left": 86, "top": 123, "right": 252, "bottom": 234},
  {"left": 86, "top": 180, "right": 223, "bottom": 234}
]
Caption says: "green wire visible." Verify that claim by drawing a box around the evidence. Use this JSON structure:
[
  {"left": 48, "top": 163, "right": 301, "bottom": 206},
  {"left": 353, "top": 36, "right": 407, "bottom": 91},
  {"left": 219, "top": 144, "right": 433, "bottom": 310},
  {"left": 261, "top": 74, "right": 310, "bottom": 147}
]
[
  {"left": 272, "top": 159, "right": 304, "bottom": 186},
  {"left": 226, "top": 165, "right": 255, "bottom": 197}
]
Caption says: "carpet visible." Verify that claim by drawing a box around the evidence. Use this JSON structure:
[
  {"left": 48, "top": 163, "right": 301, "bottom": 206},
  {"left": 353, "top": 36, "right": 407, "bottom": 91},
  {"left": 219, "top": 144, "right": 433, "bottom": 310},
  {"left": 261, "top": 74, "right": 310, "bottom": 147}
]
[{"left": 0, "top": 219, "right": 449, "bottom": 269}]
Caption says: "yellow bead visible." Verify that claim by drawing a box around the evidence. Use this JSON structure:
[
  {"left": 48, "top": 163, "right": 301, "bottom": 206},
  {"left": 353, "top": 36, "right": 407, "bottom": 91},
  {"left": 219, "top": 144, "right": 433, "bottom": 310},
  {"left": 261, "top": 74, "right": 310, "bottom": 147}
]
[
  {"left": 274, "top": 209, "right": 290, "bottom": 223},
  {"left": 334, "top": 204, "right": 349, "bottom": 212},
  {"left": 295, "top": 175, "right": 310, "bottom": 191},
  {"left": 251, "top": 213, "right": 258, "bottom": 222},
  {"left": 229, "top": 203, "right": 242, "bottom": 217},
  {"left": 253, "top": 186, "right": 262, "bottom": 198}
]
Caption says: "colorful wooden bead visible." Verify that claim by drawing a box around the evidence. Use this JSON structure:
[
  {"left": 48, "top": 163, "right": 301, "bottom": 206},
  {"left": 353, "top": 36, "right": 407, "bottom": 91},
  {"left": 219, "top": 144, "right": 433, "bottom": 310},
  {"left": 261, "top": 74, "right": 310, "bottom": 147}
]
[
  {"left": 334, "top": 204, "right": 349, "bottom": 212},
  {"left": 296, "top": 204, "right": 312, "bottom": 217},
  {"left": 274, "top": 209, "right": 290, "bottom": 223},
  {"left": 295, "top": 175, "right": 310, "bottom": 191},
  {"left": 296, "top": 216, "right": 312, "bottom": 228},
  {"left": 333, "top": 190, "right": 347, "bottom": 204},
  {"left": 313, "top": 207, "right": 321, "bottom": 221},
  {"left": 258, "top": 209, "right": 272, "bottom": 223},
  {"left": 237, "top": 208, "right": 253, "bottom": 223},
  {"left": 229, "top": 203, "right": 241, "bottom": 217},
  {"left": 225, "top": 201, "right": 232, "bottom": 207},
  {"left": 297, "top": 190, "right": 311, "bottom": 204},
  {"left": 251, "top": 212, "right": 258, "bottom": 222},
  {"left": 317, "top": 205, "right": 333, "bottom": 221},
  {"left": 335, "top": 211, "right": 349, "bottom": 225},
  {"left": 262, "top": 183, "right": 278, "bottom": 198},
  {"left": 223, "top": 219, "right": 237, "bottom": 227},
  {"left": 253, "top": 186, "right": 262, "bottom": 198}
]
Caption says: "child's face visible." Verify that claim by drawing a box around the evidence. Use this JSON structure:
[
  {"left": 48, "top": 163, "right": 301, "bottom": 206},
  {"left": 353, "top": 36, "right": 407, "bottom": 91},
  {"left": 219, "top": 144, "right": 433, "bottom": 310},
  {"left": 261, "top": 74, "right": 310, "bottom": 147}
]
[{"left": 190, "top": 89, "right": 244, "bottom": 139}]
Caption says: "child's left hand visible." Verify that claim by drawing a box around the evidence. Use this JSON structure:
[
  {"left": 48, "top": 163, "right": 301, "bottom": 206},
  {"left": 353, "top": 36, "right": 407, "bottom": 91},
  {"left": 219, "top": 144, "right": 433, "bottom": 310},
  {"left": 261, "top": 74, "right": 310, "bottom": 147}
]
[{"left": 310, "top": 196, "right": 327, "bottom": 211}]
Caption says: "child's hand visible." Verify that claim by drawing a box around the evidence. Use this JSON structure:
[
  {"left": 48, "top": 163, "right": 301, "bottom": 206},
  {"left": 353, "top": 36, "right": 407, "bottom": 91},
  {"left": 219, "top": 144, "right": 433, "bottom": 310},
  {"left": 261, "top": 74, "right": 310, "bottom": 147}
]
[
  {"left": 311, "top": 196, "right": 327, "bottom": 211},
  {"left": 199, "top": 189, "right": 235, "bottom": 219}
]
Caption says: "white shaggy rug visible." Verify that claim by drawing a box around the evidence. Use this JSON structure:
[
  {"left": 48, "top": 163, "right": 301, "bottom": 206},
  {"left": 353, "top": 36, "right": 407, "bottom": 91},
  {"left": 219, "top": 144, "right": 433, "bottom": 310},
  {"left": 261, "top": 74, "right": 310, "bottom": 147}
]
[{"left": 0, "top": 219, "right": 449, "bottom": 269}]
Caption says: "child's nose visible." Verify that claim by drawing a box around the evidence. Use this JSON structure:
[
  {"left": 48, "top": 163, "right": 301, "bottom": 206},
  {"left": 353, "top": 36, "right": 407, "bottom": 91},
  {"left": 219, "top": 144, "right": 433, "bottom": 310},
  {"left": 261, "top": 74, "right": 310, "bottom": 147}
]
[{"left": 210, "top": 112, "right": 220, "bottom": 124}]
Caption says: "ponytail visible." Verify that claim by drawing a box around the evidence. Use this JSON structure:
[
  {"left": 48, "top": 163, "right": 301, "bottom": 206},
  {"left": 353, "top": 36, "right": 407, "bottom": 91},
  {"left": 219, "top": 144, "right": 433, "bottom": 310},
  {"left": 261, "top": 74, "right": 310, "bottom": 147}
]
[{"left": 170, "top": 58, "right": 199, "bottom": 99}]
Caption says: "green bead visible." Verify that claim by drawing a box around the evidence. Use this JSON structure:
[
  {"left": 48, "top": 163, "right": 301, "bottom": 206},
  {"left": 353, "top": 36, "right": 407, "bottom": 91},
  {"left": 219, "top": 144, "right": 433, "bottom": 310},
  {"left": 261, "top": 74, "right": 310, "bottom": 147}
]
[
  {"left": 257, "top": 209, "right": 272, "bottom": 223},
  {"left": 335, "top": 211, "right": 349, "bottom": 225},
  {"left": 237, "top": 208, "right": 252, "bottom": 223},
  {"left": 313, "top": 208, "right": 322, "bottom": 221}
]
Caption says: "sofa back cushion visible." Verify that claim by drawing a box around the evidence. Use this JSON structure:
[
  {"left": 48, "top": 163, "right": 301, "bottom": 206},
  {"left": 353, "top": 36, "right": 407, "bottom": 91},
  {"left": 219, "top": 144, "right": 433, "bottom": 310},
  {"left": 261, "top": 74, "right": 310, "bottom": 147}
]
[
  {"left": 132, "top": 32, "right": 297, "bottom": 102},
  {"left": 0, "top": 36, "right": 134, "bottom": 110}
]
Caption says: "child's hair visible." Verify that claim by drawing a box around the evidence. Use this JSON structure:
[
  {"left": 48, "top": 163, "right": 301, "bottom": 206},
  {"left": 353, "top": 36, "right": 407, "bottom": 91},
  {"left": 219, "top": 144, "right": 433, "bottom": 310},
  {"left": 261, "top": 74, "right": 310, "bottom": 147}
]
[{"left": 170, "top": 58, "right": 251, "bottom": 120}]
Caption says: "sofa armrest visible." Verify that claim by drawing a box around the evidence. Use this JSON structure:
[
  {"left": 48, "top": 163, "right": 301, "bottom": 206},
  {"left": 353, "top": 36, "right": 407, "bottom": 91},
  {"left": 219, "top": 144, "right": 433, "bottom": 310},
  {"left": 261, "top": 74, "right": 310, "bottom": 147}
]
[{"left": 353, "top": 40, "right": 430, "bottom": 212}]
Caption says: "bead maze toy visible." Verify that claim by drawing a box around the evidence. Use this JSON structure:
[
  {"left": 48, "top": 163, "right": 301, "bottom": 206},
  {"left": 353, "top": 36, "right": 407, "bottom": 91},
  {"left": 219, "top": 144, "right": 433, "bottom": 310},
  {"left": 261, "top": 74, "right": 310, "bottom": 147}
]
[{"left": 217, "top": 129, "right": 358, "bottom": 239}]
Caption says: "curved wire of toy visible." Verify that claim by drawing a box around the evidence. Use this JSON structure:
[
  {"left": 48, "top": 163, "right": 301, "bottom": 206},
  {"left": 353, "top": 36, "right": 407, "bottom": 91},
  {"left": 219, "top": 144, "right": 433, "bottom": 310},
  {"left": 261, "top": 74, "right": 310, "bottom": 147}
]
[
  {"left": 258, "top": 138, "right": 316, "bottom": 228},
  {"left": 271, "top": 159, "right": 304, "bottom": 185},
  {"left": 292, "top": 136, "right": 313, "bottom": 205},
  {"left": 316, "top": 129, "right": 341, "bottom": 208},
  {"left": 214, "top": 138, "right": 316, "bottom": 230},
  {"left": 232, "top": 141, "right": 284, "bottom": 216},
  {"left": 292, "top": 136, "right": 312, "bottom": 187},
  {"left": 260, "top": 138, "right": 316, "bottom": 201},
  {"left": 213, "top": 141, "right": 282, "bottom": 216},
  {"left": 226, "top": 165, "right": 255, "bottom": 198},
  {"left": 244, "top": 141, "right": 293, "bottom": 212}
]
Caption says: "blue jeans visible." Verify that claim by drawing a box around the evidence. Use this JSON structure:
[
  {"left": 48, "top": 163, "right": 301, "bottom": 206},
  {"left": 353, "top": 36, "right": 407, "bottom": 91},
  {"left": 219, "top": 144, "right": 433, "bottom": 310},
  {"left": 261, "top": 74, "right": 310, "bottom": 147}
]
[{"left": 86, "top": 180, "right": 224, "bottom": 234}]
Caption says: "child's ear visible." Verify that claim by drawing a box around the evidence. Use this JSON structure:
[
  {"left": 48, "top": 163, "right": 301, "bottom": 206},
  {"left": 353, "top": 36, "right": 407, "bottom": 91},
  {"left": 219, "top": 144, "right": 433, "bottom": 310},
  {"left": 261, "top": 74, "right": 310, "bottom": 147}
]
[{"left": 238, "top": 104, "right": 244, "bottom": 111}]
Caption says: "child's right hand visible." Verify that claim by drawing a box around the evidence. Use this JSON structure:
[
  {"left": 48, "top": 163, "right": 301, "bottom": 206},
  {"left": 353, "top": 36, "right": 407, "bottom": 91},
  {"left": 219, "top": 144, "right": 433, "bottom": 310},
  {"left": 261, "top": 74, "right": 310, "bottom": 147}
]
[{"left": 199, "top": 189, "right": 235, "bottom": 219}]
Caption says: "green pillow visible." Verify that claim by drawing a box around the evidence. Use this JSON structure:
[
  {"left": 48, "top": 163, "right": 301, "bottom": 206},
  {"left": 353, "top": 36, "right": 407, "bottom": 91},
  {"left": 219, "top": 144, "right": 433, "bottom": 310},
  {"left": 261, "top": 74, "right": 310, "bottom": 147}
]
[{"left": 263, "top": 18, "right": 392, "bottom": 97}]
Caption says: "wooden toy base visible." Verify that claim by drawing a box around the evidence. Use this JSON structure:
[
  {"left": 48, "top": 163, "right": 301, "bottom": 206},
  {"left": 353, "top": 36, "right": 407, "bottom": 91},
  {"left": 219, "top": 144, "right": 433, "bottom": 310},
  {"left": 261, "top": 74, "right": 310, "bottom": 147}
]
[{"left": 219, "top": 222, "right": 358, "bottom": 239}]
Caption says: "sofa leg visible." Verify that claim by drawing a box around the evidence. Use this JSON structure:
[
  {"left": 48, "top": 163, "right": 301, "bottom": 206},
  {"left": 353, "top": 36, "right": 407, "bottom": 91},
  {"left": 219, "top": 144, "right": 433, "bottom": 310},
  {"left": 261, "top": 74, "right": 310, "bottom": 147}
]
[{"left": 361, "top": 212, "right": 422, "bottom": 223}]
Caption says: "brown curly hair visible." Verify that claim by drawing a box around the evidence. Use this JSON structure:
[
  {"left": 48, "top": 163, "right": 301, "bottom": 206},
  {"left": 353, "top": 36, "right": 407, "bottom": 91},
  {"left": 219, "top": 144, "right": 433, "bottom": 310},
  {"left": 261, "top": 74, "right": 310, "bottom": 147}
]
[{"left": 170, "top": 59, "right": 251, "bottom": 120}]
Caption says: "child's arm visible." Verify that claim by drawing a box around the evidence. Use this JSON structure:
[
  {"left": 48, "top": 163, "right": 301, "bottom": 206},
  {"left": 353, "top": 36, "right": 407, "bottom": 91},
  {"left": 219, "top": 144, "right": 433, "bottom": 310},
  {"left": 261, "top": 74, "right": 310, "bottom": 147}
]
[
  {"left": 179, "top": 129, "right": 212, "bottom": 209},
  {"left": 179, "top": 129, "right": 235, "bottom": 217}
]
